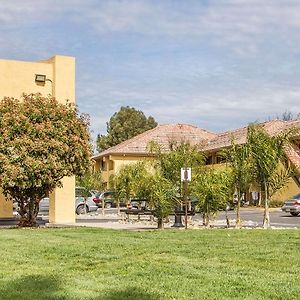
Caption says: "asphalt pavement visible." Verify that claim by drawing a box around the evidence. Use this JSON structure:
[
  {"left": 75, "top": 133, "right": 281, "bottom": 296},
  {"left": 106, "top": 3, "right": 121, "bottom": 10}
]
[{"left": 73, "top": 207, "right": 299, "bottom": 229}]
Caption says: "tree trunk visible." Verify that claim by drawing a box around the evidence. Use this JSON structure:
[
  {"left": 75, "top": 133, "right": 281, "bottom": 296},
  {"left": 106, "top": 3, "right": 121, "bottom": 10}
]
[
  {"left": 203, "top": 213, "right": 209, "bottom": 227},
  {"left": 157, "top": 217, "right": 164, "bottom": 229},
  {"left": 117, "top": 200, "right": 120, "bottom": 215},
  {"left": 263, "top": 183, "right": 270, "bottom": 229},
  {"left": 102, "top": 199, "right": 105, "bottom": 216},
  {"left": 258, "top": 190, "right": 262, "bottom": 206},
  {"left": 18, "top": 200, "right": 39, "bottom": 227},
  {"left": 236, "top": 190, "right": 241, "bottom": 229},
  {"left": 225, "top": 207, "right": 230, "bottom": 228}
]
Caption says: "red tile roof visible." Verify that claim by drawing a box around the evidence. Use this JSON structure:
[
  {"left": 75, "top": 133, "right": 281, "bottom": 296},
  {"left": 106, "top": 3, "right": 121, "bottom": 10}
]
[
  {"left": 93, "top": 124, "right": 217, "bottom": 159},
  {"left": 93, "top": 120, "right": 300, "bottom": 172},
  {"left": 203, "top": 119, "right": 289, "bottom": 152}
]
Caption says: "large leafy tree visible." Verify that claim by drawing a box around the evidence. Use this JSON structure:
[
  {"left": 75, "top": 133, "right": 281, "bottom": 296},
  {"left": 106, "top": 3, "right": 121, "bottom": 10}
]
[
  {"left": 0, "top": 94, "right": 92, "bottom": 227},
  {"left": 247, "top": 124, "right": 296, "bottom": 228},
  {"left": 96, "top": 106, "right": 157, "bottom": 152}
]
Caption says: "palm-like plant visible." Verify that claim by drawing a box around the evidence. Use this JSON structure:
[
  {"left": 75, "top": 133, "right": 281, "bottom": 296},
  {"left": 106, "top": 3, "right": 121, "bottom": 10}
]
[
  {"left": 247, "top": 124, "right": 296, "bottom": 228},
  {"left": 222, "top": 140, "right": 253, "bottom": 228},
  {"left": 191, "top": 168, "right": 233, "bottom": 227},
  {"left": 148, "top": 141, "right": 204, "bottom": 190},
  {"left": 112, "top": 163, "right": 143, "bottom": 213},
  {"left": 146, "top": 173, "right": 178, "bottom": 229}
]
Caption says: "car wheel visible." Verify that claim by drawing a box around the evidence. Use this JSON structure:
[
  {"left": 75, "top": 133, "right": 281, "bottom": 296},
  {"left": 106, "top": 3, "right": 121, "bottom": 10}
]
[
  {"left": 76, "top": 204, "right": 88, "bottom": 215},
  {"left": 105, "top": 203, "right": 112, "bottom": 209},
  {"left": 290, "top": 212, "right": 299, "bottom": 217}
]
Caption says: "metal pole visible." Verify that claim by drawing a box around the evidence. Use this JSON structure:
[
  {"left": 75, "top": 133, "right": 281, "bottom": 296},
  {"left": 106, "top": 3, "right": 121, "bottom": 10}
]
[
  {"left": 183, "top": 167, "right": 188, "bottom": 230},
  {"left": 184, "top": 179, "right": 188, "bottom": 229}
]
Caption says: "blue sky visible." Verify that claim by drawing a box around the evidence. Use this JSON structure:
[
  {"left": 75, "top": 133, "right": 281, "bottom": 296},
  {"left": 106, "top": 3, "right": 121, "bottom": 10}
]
[{"left": 1, "top": 0, "right": 300, "bottom": 142}]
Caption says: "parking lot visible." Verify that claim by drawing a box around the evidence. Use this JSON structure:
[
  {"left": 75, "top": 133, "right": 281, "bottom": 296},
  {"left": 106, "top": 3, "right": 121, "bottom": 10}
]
[{"left": 72, "top": 207, "right": 299, "bottom": 229}]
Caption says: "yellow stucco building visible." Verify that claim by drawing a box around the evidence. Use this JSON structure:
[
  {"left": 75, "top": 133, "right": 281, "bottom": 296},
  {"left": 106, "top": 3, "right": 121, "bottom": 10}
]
[
  {"left": 0, "top": 55, "right": 76, "bottom": 224},
  {"left": 93, "top": 121, "right": 300, "bottom": 201}
]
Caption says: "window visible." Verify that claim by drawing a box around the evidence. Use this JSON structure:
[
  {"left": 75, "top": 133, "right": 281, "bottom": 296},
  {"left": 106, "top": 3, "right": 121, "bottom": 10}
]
[
  {"left": 205, "top": 155, "right": 213, "bottom": 165},
  {"left": 101, "top": 160, "right": 107, "bottom": 171}
]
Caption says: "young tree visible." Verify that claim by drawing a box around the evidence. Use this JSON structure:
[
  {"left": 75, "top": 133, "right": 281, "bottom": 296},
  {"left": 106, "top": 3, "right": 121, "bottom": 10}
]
[
  {"left": 149, "top": 141, "right": 204, "bottom": 191},
  {"left": 222, "top": 140, "right": 253, "bottom": 228},
  {"left": 146, "top": 173, "right": 177, "bottom": 229},
  {"left": 247, "top": 124, "right": 296, "bottom": 228},
  {"left": 191, "top": 168, "right": 233, "bottom": 227},
  {"left": 112, "top": 162, "right": 149, "bottom": 215},
  {"left": 96, "top": 106, "right": 157, "bottom": 152},
  {"left": 147, "top": 142, "right": 205, "bottom": 228},
  {"left": 0, "top": 94, "right": 92, "bottom": 227}
]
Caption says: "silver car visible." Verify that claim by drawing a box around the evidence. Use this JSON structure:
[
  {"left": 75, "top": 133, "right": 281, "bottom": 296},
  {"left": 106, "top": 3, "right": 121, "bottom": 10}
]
[
  {"left": 38, "top": 188, "right": 99, "bottom": 215},
  {"left": 281, "top": 193, "right": 300, "bottom": 216}
]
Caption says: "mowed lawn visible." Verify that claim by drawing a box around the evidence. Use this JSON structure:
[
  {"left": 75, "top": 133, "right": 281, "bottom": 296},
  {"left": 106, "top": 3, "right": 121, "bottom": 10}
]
[{"left": 0, "top": 228, "right": 299, "bottom": 300}]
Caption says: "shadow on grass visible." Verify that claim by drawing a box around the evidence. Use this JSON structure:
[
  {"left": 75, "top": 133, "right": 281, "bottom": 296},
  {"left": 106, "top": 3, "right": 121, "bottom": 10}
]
[
  {"left": 96, "top": 287, "right": 161, "bottom": 300},
  {"left": 0, "top": 274, "right": 65, "bottom": 300}
]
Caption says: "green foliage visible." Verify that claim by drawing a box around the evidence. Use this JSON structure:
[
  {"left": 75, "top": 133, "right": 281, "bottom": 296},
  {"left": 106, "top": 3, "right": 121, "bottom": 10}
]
[
  {"left": 222, "top": 140, "right": 253, "bottom": 195},
  {"left": 112, "top": 162, "right": 148, "bottom": 203},
  {"left": 96, "top": 106, "right": 157, "bottom": 152},
  {"left": 191, "top": 168, "right": 233, "bottom": 226},
  {"left": 145, "top": 173, "right": 178, "bottom": 228},
  {"left": 112, "top": 162, "right": 177, "bottom": 228},
  {"left": 247, "top": 123, "right": 297, "bottom": 227},
  {"left": 0, "top": 94, "right": 92, "bottom": 226},
  {"left": 147, "top": 141, "right": 205, "bottom": 228},
  {"left": 149, "top": 141, "right": 204, "bottom": 190},
  {"left": 222, "top": 139, "right": 253, "bottom": 227},
  {"left": 76, "top": 168, "right": 103, "bottom": 198},
  {"left": 269, "top": 198, "right": 285, "bottom": 208}
]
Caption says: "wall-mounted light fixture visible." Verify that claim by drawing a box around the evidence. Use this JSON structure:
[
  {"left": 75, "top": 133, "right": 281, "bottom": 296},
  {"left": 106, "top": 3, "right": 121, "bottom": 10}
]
[
  {"left": 35, "top": 74, "right": 53, "bottom": 95},
  {"left": 35, "top": 74, "right": 47, "bottom": 83}
]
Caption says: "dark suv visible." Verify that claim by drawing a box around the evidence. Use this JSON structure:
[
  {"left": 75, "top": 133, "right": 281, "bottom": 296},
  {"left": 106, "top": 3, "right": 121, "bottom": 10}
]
[{"left": 98, "top": 191, "right": 116, "bottom": 208}]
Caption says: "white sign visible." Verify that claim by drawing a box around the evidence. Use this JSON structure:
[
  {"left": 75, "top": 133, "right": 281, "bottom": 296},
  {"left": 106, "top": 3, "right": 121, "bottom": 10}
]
[{"left": 181, "top": 167, "right": 191, "bottom": 182}]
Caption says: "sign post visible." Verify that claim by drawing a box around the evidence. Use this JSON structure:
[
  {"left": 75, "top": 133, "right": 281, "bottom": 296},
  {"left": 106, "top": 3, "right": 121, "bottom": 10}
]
[{"left": 181, "top": 167, "right": 191, "bottom": 229}]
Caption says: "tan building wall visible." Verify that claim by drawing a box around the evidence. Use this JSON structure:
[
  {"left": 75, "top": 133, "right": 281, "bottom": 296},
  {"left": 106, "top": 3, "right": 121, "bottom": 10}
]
[
  {"left": 95, "top": 154, "right": 152, "bottom": 189},
  {"left": 0, "top": 55, "right": 76, "bottom": 223}
]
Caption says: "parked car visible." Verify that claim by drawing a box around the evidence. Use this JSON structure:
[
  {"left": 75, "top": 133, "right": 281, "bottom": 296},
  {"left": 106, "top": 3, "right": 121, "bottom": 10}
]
[
  {"left": 75, "top": 187, "right": 100, "bottom": 214},
  {"left": 281, "top": 193, "right": 300, "bottom": 216},
  {"left": 98, "top": 191, "right": 116, "bottom": 209},
  {"left": 97, "top": 191, "right": 128, "bottom": 208},
  {"left": 29, "top": 187, "right": 100, "bottom": 215}
]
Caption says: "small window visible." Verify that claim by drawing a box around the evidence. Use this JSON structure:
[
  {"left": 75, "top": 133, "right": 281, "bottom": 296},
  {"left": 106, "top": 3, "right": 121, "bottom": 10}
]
[
  {"left": 205, "top": 156, "right": 213, "bottom": 165},
  {"left": 101, "top": 161, "right": 107, "bottom": 171}
]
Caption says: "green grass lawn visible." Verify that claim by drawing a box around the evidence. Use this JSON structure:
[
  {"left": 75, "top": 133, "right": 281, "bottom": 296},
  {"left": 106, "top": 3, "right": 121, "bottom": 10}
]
[{"left": 0, "top": 228, "right": 299, "bottom": 300}]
